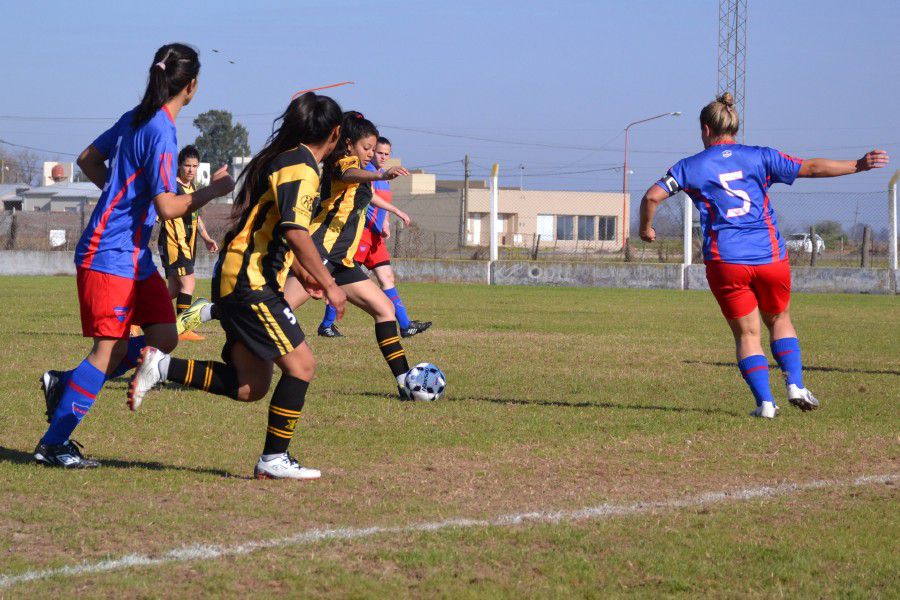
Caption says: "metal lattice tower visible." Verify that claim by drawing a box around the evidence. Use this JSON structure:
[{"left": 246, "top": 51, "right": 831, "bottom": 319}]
[{"left": 717, "top": 0, "right": 748, "bottom": 140}]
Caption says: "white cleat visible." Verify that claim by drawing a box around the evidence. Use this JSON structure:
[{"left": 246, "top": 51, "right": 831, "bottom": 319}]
[
  {"left": 787, "top": 384, "right": 819, "bottom": 412},
  {"left": 127, "top": 346, "right": 166, "bottom": 411},
  {"left": 254, "top": 453, "right": 321, "bottom": 480},
  {"left": 750, "top": 401, "right": 778, "bottom": 419}
]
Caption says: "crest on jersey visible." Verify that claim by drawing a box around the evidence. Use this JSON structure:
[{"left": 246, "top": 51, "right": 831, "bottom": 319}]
[{"left": 722, "top": 150, "right": 733, "bottom": 158}]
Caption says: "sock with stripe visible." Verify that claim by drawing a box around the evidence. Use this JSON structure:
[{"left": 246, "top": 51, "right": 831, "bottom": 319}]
[
  {"left": 176, "top": 292, "right": 193, "bottom": 316},
  {"left": 320, "top": 303, "right": 337, "bottom": 329},
  {"left": 383, "top": 287, "right": 410, "bottom": 329},
  {"left": 106, "top": 336, "right": 145, "bottom": 380},
  {"left": 166, "top": 357, "right": 240, "bottom": 399},
  {"left": 42, "top": 359, "right": 106, "bottom": 445},
  {"left": 738, "top": 354, "right": 774, "bottom": 408},
  {"left": 262, "top": 374, "right": 308, "bottom": 455},
  {"left": 770, "top": 337, "right": 804, "bottom": 388},
  {"left": 375, "top": 320, "right": 410, "bottom": 378}
]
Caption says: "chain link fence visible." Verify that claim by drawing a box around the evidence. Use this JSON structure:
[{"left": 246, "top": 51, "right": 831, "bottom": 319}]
[{"left": 0, "top": 188, "right": 891, "bottom": 268}]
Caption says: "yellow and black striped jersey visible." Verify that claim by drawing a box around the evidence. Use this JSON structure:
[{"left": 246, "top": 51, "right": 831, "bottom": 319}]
[
  {"left": 309, "top": 155, "right": 373, "bottom": 268},
  {"left": 213, "top": 145, "right": 320, "bottom": 302},
  {"left": 158, "top": 181, "right": 199, "bottom": 261}
]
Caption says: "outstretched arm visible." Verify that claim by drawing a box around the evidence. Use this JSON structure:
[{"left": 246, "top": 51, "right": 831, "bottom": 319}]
[
  {"left": 339, "top": 165, "right": 409, "bottom": 184},
  {"left": 153, "top": 165, "right": 234, "bottom": 221},
  {"left": 798, "top": 149, "right": 889, "bottom": 178},
  {"left": 370, "top": 194, "right": 410, "bottom": 226},
  {"left": 638, "top": 184, "right": 670, "bottom": 242}
]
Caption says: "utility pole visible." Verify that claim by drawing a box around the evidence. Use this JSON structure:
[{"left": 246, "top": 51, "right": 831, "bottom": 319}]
[
  {"left": 460, "top": 154, "right": 470, "bottom": 247},
  {"left": 519, "top": 163, "right": 525, "bottom": 191}
]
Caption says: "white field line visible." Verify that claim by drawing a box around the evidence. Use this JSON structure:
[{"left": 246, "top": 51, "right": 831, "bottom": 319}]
[{"left": 1, "top": 473, "right": 895, "bottom": 589}]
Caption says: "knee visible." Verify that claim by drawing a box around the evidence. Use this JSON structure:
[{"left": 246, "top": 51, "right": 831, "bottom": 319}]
[
  {"left": 379, "top": 271, "right": 395, "bottom": 288},
  {"left": 154, "top": 328, "right": 179, "bottom": 354}
]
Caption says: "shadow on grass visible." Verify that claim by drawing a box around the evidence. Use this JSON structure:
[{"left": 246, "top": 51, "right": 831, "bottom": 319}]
[
  {"left": 682, "top": 360, "right": 900, "bottom": 377},
  {"left": 356, "top": 392, "right": 732, "bottom": 416},
  {"left": 0, "top": 446, "right": 244, "bottom": 478}
]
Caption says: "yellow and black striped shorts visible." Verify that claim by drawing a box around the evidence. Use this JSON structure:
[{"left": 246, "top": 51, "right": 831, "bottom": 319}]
[{"left": 217, "top": 296, "right": 304, "bottom": 362}]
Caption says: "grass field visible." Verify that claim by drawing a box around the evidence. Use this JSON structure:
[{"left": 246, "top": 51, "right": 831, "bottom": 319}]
[{"left": 0, "top": 277, "right": 897, "bottom": 598}]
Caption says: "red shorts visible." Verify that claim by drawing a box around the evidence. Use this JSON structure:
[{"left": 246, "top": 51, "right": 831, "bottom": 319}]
[
  {"left": 77, "top": 267, "right": 176, "bottom": 338},
  {"left": 353, "top": 227, "right": 392, "bottom": 270},
  {"left": 705, "top": 259, "right": 792, "bottom": 319}
]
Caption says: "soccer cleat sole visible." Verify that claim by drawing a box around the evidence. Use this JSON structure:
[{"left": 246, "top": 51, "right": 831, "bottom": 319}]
[
  {"left": 253, "top": 470, "right": 320, "bottom": 481},
  {"left": 788, "top": 396, "right": 819, "bottom": 412}
]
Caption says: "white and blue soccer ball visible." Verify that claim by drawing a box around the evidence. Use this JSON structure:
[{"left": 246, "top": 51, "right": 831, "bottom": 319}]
[{"left": 404, "top": 363, "right": 446, "bottom": 401}]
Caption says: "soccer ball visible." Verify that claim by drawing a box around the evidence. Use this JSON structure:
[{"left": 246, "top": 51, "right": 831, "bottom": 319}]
[{"left": 403, "top": 363, "right": 446, "bottom": 401}]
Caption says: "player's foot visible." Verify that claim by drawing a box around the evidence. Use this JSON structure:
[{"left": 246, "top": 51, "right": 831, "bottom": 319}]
[
  {"left": 41, "top": 369, "right": 65, "bottom": 424},
  {"left": 398, "top": 385, "right": 413, "bottom": 400},
  {"left": 128, "top": 346, "right": 166, "bottom": 411},
  {"left": 177, "top": 297, "right": 211, "bottom": 335},
  {"left": 178, "top": 330, "right": 206, "bottom": 342},
  {"left": 34, "top": 439, "right": 101, "bottom": 469},
  {"left": 317, "top": 324, "right": 344, "bottom": 338},
  {"left": 254, "top": 452, "right": 320, "bottom": 480},
  {"left": 787, "top": 384, "right": 819, "bottom": 412},
  {"left": 399, "top": 320, "right": 432, "bottom": 338},
  {"left": 750, "top": 401, "right": 778, "bottom": 419}
]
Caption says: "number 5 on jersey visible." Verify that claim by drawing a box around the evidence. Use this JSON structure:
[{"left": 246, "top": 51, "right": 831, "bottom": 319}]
[{"left": 719, "top": 171, "right": 751, "bottom": 218}]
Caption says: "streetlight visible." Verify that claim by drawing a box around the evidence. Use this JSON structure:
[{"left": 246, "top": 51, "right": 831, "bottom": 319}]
[{"left": 622, "top": 111, "right": 681, "bottom": 248}]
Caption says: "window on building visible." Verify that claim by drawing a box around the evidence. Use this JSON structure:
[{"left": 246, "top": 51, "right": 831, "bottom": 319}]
[
  {"left": 556, "top": 215, "right": 574, "bottom": 241},
  {"left": 577, "top": 216, "right": 595, "bottom": 241},
  {"left": 598, "top": 216, "right": 617, "bottom": 241},
  {"left": 536, "top": 214, "right": 554, "bottom": 241}
]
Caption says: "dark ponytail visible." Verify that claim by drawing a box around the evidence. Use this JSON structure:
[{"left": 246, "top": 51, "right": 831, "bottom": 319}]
[
  {"left": 323, "top": 111, "right": 379, "bottom": 179},
  {"left": 133, "top": 43, "right": 200, "bottom": 127},
  {"left": 228, "top": 92, "right": 343, "bottom": 233}
]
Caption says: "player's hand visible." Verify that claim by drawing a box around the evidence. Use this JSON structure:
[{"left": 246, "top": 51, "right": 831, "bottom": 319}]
[
  {"left": 209, "top": 164, "right": 235, "bottom": 197},
  {"left": 325, "top": 283, "right": 347, "bottom": 321},
  {"left": 857, "top": 150, "right": 889, "bottom": 171},
  {"left": 204, "top": 238, "right": 219, "bottom": 253},
  {"left": 395, "top": 209, "right": 411, "bottom": 227},
  {"left": 382, "top": 166, "right": 409, "bottom": 180},
  {"left": 639, "top": 227, "right": 656, "bottom": 242},
  {"left": 381, "top": 228, "right": 390, "bottom": 239}
]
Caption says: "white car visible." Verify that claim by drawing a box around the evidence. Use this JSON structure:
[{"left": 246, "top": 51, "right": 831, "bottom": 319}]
[{"left": 785, "top": 233, "right": 825, "bottom": 254}]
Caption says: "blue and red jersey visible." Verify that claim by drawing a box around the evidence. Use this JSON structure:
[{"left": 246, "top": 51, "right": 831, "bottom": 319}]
[
  {"left": 363, "top": 161, "right": 391, "bottom": 234},
  {"left": 656, "top": 142, "right": 803, "bottom": 265},
  {"left": 75, "top": 107, "right": 178, "bottom": 280}
]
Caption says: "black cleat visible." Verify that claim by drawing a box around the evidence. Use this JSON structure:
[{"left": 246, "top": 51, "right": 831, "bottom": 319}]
[
  {"left": 317, "top": 324, "right": 344, "bottom": 338},
  {"left": 398, "top": 385, "right": 413, "bottom": 401},
  {"left": 41, "top": 370, "right": 65, "bottom": 424},
  {"left": 34, "top": 439, "right": 101, "bottom": 469},
  {"left": 400, "top": 321, "right": 432, "bottom": 338}
]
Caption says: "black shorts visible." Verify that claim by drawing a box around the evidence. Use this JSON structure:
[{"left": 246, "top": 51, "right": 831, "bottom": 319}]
[
  {"left": 163, "top": 259, "right": 195, "bottom": 278},
  {"left": 326, "top": 261, "right": 370, "bottom": 286},
  {"left": 218, "top": 296, "right": 305, "bottom": 362}
]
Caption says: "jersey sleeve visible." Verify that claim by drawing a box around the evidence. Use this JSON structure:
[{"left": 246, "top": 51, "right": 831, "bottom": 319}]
[
  {"left": 91, "top": 112, "right": 129, "bottom": 159},
  {"left": 654, "top": 159, "right": 687, "bottom": 196},
  {"left": 762, "top": 147, "right": 803, "bottom": 185},
  {"left": 140, "top": 129, "right": 178, "bottom": 197},
  {"left": 273, "top": 169, "right": 319, "bottom": 231},
  {"left": 335, "top": 155, "right": 361, "bottom": 180}
]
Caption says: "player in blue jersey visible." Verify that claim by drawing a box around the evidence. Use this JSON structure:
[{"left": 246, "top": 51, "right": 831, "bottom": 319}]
[
  {"left": 317, "top": 136, "right": 432, "bottom": 338},
  {"left": 35, "top": 43, "right": 234, "bottom": 468},
  {"left": 639, "top": 92, "right": 888, "bottom": 418}
]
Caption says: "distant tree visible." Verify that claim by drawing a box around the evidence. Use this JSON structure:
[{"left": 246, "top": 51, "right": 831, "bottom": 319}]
[
  {"left": 813, "top": 219, "right": 847, "bottom": 245},
  {"left": 0, "top": 148, "right": 41, "bottom": 184},
  {"left": 192, "top": 110, "right": 250, "bottom": 169}
]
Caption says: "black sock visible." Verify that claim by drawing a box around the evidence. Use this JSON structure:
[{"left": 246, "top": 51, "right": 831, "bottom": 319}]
[
  {"left": 176, "top": 292, "right": 192, "bottom": 315},
  {"left": 375, "top": 320, "right": 409, "bottom": 378},
  {"left": 263, "top": 375, "right": 308, "bottom": 455},
  {"left": 167, "top": 358, "right": 240, "bottom": 399},
  {"left": 210, "top": 303, "right": 222, "bottom": 320}
]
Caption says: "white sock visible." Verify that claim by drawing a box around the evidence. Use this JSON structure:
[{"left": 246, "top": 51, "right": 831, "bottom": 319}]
[
  {"left": 396, "top": 373, "right": 407, "bottom": 386},
  {"left": 261, "top": 453, "right": 284, "bottom": 462},
  {"left": 158, "top": 354, "right": 171, "bottom": 380},
  {"left": 200, "top": 303, "right": 214, "bottom": 322}
]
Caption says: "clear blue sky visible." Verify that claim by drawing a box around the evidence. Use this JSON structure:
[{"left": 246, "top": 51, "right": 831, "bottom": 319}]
[{"left": 1, "top": 0, "right": 897, "bottom": 196}]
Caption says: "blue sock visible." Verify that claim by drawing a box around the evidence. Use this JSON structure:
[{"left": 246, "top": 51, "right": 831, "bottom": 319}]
[
  {"left": 383, "top": 287, "right": 410, "bottom": 329},
  {"left": 738, "top": 355, "right": 774, "bottom": 408},
  {"left": 107, "top": 336, "right": 145, "bottom": 380},
  {"left": 42, "top": 359, "right": 106, "bottom": 445},
  {"left": 320, "top": 304, "right": 337, "bottom": 329},
  {"left": 770, "top": 337, "right": 804, "bottom": 388}
]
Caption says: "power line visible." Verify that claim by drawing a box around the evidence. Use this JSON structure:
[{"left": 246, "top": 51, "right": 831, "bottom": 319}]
[{"left": 0, "top": 138, "right": 79, "bottom": 157}]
